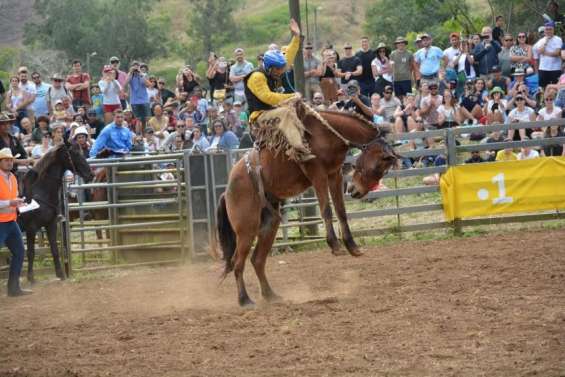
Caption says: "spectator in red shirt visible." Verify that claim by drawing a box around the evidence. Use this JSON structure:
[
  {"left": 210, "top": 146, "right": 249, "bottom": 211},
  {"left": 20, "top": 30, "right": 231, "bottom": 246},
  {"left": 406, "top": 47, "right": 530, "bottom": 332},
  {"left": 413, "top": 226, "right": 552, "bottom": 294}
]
[{"left": 65, "top": 60, "right": 91, "bottom": 110}]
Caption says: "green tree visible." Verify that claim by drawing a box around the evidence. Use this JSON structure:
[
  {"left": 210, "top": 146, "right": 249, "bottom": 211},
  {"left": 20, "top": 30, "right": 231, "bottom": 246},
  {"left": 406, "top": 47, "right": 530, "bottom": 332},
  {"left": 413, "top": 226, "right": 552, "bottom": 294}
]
[
  {"left": 24, "top": 0, "right": 161, "bottom": 68},
  {"left": 186, "top": 0, "right": 242, "bottom": 64},
  {"left": 364, "top": 0, "right": 454, "bottom": 46}
]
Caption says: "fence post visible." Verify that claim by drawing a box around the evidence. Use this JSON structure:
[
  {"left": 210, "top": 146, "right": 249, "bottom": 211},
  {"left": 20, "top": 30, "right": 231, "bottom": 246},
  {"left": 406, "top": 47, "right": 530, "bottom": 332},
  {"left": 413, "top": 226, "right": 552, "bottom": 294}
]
[{"left": 446, "top": 128, "right": 463, "bottom": 236}]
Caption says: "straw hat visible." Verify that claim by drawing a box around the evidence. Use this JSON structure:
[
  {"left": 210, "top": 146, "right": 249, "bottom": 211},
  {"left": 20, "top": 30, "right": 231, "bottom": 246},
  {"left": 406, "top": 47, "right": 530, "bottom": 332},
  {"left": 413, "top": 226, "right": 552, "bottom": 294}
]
[
  {"left": 0, "top": 148, "right": 20, "bottom": 160},
  {"left": 0, "top": 112, "right": 16, "bottom": 124}
]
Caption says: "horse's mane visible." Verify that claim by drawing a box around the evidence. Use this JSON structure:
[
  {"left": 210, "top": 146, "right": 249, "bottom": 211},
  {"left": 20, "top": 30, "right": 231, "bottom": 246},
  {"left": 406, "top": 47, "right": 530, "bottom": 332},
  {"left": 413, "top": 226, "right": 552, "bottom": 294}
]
[
  {"left": 33, "top": 144, "right": 65, "bottom": 178},
  {"left": 317, "top": 109, "right": 390, "bottom": 138}
]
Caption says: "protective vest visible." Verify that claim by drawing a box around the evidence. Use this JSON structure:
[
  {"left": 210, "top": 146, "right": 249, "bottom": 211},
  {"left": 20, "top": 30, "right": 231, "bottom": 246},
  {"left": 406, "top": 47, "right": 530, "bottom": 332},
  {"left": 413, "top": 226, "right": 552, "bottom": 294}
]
[
  {"left": 0, "top": 173, "right": 18, "bottom": 222},
  {"left": 243, "top": 69, "right": 282, "bottom": 115}
]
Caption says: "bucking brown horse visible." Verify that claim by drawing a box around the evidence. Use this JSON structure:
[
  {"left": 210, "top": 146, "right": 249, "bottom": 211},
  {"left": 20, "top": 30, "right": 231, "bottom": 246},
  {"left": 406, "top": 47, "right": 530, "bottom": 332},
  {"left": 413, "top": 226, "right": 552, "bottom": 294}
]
[{"left": 217, "top": 104, "right": 398, "bottom": 306}]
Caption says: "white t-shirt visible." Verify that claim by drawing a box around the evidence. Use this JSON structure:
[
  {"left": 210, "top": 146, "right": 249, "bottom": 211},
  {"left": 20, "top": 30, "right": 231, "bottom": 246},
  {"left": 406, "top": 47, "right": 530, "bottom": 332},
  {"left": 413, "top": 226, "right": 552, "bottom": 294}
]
[
  {"left": 517, "top": 149, "right": 540, "bottom": 160},
  {"left": 456, "top": 54, "right": 475, "bottom": 78},
  {"left": 443, "top": 47, "right": 461, "bottom": 69},
  {"left": 19, "top": 81, "right": 36, "bottom": 110},
  {"left": 437, "top": 105, "right": 457, "bottom": 122},
  {"left": 533, "top": 35, "right": 563, "bottom": 71},
  {"left": 98, "top": 79, "right": 122, "bottom": 105},
  {"left": 371, "top": 58, "right": 393, "bottom": 82},
  {"left": 538, "top": 106, "right": 562, "bottom": 120},
  {"left": 507, "top": 106, "right": 535, "bottom": 123}
]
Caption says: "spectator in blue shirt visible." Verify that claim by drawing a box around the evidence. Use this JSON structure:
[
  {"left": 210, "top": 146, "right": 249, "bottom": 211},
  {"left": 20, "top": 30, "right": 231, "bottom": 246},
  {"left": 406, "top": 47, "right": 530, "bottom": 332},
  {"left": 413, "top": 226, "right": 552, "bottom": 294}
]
[
  {"left": 30, "top": 72, "right": 50, "bottom": 118},
  {"left": 90, "top": 109, "right": 134, "bottom": 158},
  {"left": 414, "top": 33, "right": 444, "bottom": 86},
  {"left": 124, "top": 61, "right": 150, "bottom": 128},
  {"left": 472, "top": 27, "right": 501, "bottom": 78},
  {"left": 207, "top": 119, "right": 239, "bottom": 151}
]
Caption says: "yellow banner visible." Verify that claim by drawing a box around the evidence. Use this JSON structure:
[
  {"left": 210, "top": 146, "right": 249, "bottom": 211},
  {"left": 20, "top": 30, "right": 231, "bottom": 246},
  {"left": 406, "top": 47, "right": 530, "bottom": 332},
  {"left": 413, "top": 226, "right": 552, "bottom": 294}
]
[{"left": 440, "top": 157, "right": 565, "bottom": 221}]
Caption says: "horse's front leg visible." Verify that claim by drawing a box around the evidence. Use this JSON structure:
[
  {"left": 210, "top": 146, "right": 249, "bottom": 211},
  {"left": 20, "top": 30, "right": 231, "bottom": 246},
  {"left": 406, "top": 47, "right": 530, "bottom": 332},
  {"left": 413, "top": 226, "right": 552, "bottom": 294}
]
[
  {"left": 311, "top": 175, "right": 343, "bottom": 255},
  {"left": 46, "top": 221, "right": 65, "bottom": 280},
  {"left": 26, "top": 230, "right": 36, "bottom": 283},
  {"left": 329, "top": 172, "right": 362, "bottom": 257}
]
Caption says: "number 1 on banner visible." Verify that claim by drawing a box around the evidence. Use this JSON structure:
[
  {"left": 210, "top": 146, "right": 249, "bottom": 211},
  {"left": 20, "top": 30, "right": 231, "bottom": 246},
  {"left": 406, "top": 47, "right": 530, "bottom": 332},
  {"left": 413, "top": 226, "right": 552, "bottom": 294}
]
[{"left": 492, "top": 173, "right": 513, "bottom": 204}]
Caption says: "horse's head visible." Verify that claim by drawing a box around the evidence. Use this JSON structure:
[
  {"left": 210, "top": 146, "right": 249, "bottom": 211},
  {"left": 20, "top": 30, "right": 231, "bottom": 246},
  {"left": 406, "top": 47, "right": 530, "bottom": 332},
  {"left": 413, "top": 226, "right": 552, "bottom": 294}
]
[
  {"left": 62, "top": 141, "right": 94, "bottom": 183},
  {"left": 347, "top": 137, "right": 398, "bottom": 199}
]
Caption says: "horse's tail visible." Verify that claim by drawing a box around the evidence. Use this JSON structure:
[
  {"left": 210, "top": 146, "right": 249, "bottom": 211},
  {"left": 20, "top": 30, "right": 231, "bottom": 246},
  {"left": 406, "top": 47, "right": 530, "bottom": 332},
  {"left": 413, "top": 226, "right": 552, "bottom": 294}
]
[{"left": 217, "top": 193, "right": 236, "bottom": 278}]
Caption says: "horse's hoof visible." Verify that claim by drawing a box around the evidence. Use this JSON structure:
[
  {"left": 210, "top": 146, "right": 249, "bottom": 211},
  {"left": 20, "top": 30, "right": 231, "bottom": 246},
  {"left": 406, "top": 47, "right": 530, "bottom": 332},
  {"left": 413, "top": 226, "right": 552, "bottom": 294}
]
[
  {"left": 239, "top": 297, "right": 256, "bottom": 308},
  {"left": 331, "top": 249, "right": 347, "bottom": 256},
  {"left": 348, "top": 248, "right": 364, "bottom": 257},
  {"left": 264, "top": 293, "right": 283, "bottom": 303},
  {"left": 55, "top": 270, "right": 66, "bottom": 280}
]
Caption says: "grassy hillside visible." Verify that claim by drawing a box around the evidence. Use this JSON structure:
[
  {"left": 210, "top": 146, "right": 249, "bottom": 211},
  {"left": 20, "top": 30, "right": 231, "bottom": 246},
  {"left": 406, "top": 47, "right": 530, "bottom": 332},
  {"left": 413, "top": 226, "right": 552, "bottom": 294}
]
[{"left": 149, "top": 0, "right": 370, "bottom": 83}]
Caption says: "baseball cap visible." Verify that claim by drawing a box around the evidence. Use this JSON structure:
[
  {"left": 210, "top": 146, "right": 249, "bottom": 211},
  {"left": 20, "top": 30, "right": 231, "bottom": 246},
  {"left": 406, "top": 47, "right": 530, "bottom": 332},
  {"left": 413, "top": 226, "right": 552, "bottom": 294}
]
[
  {"left": 110, "top": 56, "right": 120, "bottom": 63},
  {"left": 344, "top": 42, "right": 352, "bottom": 49}
]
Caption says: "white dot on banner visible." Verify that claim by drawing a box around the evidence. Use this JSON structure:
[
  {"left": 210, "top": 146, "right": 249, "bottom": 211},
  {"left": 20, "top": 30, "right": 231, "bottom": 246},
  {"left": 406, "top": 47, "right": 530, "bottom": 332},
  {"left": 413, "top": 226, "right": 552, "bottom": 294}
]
[{"left": 477, "top": 188, "right": 489, "bottom": 201}]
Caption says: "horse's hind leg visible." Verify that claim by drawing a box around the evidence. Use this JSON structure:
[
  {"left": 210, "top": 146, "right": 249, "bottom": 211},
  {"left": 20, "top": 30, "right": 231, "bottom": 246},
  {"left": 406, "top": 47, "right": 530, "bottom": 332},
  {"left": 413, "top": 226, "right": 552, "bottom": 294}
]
[
  {"left": 26, "top": 231, "right": 36, "bottom": 283},
  {"left": 329, "top": 172, "right": 362, "bottom": 257},
  {"left": 233, "top": 233, "right": 255, "bottom": 307},
  {"left": 46, "top": 221, "right": 65, "bottom": 280},
  {"left": 251, "top": 205, "right": 282, "bottom": 302}
]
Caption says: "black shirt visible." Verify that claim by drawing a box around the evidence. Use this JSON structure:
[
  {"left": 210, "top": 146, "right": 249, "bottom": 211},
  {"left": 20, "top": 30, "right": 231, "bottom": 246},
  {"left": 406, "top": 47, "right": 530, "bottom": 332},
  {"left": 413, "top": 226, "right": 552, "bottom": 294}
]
[
  {"left": 492, "top": 26, "right": 504, "bottom": 44},
  {"left": 159, "top": 88, "right": 176, "bottom": 105},
  {"left": 355, "top": 49, "right": 377, "bottom": 82},
  {"left": 0, "top": 80, "right": 5, "bottom": 96},
  {"left": 0, "top": 133, "right": 28, "bottom": 173},
  {"left": 88, "top": 119, "right": 105, "bottom": 139},
  {"left": 337, "top": 56, "right": 362, "bottom": 84}
]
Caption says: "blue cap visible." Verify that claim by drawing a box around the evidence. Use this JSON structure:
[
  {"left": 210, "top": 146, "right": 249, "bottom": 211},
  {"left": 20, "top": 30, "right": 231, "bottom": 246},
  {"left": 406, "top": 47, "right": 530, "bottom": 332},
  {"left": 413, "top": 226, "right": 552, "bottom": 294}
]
[{"left": 545, "top": 20, "right": 556, "bottom": 28}]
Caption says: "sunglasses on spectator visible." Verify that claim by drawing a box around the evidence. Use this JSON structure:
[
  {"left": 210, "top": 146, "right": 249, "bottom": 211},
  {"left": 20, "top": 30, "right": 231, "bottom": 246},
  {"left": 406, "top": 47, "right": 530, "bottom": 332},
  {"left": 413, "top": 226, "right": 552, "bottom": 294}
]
[
  {"left": 32, "top": 75, "right": 40, "bottom": 79},
  {"left": 384, "top": 90, "right": 393, "bottom": 94},
  {"left": 313, "top": 97, "right": 323, "bottom": 100},
  {"left": 504, "top": 38, "right": 513, "bottom": 41},
  {"left": 111, "top": 60, "right": 119, "bottom": 64},
  {"left": 518, "top": 35, "right": 526, "bottom": 38},
  {"left": 158, "top": 81, "right": 165, "bottom": 85},
  {"left": 545, "top": 97, "right": 554, "bottom": 101}
]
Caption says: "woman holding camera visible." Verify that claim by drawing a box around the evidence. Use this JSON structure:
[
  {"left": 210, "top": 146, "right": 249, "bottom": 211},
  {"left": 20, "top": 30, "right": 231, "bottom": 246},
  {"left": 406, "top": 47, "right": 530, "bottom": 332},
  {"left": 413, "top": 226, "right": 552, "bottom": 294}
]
[
  {"left": 98, "top": 66, "right": 123, "bottom": 125},
  {"left": 176, "top": 66, "right": 201, "bottom": 98},
  {"left": 207, "top": 54, "right": 230, "bottom": 103},
  {"left": 484, "top": 86, "right": 508, "bottom": 124},
  {"left": 318, "top": 49, "right": 339, "bottom": 103}
]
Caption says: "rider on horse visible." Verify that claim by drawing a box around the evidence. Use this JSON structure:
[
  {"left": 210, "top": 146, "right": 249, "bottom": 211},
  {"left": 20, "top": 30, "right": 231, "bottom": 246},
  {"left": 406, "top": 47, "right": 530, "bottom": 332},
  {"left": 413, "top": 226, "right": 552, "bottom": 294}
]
[{"left": 244, "top": 19, "right": 315, "bottom": 162}]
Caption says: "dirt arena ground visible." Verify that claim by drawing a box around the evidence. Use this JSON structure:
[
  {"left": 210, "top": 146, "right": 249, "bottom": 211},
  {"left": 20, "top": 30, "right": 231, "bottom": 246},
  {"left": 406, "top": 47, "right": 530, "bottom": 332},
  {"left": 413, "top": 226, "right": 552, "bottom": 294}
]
[{"left": 1, "top": 229, "right": 564, "bottom": 377}]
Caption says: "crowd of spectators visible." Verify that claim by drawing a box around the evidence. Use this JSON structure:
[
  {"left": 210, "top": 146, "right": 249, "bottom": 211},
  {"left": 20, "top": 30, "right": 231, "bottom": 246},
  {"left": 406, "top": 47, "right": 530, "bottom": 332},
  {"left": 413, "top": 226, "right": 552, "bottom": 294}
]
[{"left": 1, "top": 13, "right": 565, "bottom": 172}]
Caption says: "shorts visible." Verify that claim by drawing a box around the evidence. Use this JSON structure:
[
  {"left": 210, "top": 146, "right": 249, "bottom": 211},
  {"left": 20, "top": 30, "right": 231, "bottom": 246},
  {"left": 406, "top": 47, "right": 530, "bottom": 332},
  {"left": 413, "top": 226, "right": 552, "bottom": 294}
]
[
  {"left": 103, "top": 104, "right": 122, "bottom": 113},
  {"left": 393, "top": 80, "right": 412, "bottom": 97},
  {"left": 131, "top": 103, "right": 150, "bottom": 122},
  {"left": 538, "top": 70, "right": 561, "bottom": 88}
]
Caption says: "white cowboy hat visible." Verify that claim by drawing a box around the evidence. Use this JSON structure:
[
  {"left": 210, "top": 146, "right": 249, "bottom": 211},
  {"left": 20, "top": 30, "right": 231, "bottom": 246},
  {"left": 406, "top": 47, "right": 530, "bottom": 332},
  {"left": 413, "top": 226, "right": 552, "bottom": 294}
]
[{"left": 0, "top": 148, "right": 20, "bottom": 160}]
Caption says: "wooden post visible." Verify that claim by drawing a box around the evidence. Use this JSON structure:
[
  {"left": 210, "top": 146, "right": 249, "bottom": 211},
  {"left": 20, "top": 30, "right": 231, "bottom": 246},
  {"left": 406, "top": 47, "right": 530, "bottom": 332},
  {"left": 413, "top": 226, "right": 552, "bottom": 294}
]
[{"left": 289, "top": 0, "right": 305, "bottom": 96}]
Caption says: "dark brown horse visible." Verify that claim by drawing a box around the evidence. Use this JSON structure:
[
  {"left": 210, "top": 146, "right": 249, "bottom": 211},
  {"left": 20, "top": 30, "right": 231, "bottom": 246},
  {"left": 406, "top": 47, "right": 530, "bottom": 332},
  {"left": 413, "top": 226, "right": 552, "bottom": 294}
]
[{"left": 217, "top": 106, "right": 398, "bottom": 306}]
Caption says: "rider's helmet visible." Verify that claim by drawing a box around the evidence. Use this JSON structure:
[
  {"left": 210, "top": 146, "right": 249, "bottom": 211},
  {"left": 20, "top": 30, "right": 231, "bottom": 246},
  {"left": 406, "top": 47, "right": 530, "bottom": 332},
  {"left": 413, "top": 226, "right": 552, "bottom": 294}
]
[{"left": 263, "top": 50, "right": 287, "bottom": 71}]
